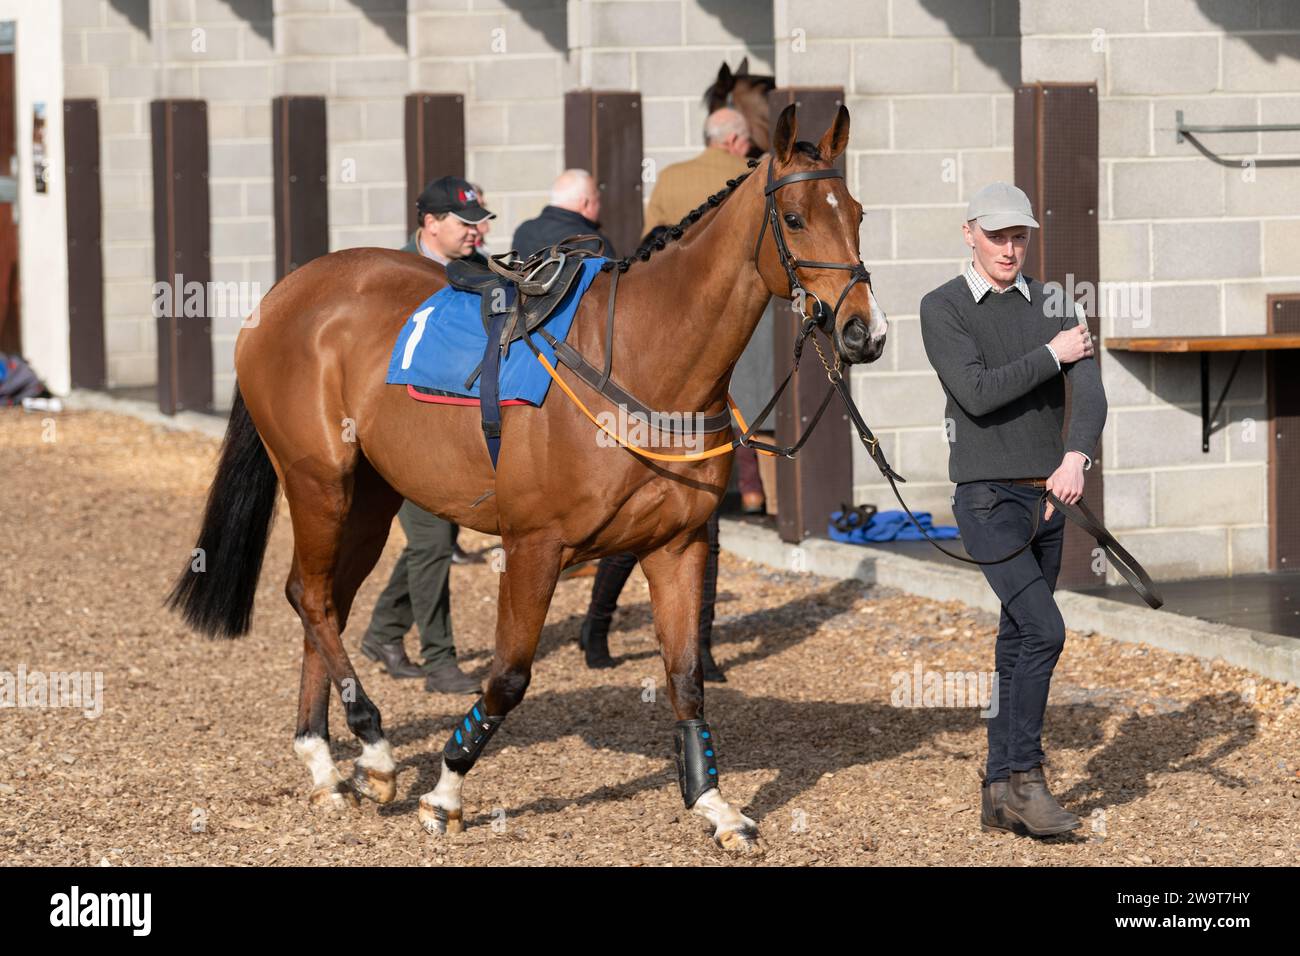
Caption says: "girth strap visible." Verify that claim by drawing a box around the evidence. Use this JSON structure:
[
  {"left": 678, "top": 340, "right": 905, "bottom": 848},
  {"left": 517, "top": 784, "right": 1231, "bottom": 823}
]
[{"left": 478, "top": 311, "right": 508, "bottom": 468}]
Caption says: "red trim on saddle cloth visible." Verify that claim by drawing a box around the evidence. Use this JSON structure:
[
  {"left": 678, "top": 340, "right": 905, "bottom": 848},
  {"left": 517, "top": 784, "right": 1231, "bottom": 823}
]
[{"left": 406, "top": 385, "right": 531, "bottom": 407}]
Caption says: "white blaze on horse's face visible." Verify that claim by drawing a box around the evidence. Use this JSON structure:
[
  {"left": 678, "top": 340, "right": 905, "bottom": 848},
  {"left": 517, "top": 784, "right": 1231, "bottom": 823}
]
[
  {"left": 867, "top": 286, "right": 888, "bottom": 343},
  {"left": 825, "top": 191, "right": 839, "bottom": 209}
]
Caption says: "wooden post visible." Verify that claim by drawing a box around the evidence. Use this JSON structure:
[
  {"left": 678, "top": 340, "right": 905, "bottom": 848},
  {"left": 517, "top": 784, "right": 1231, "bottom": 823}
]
[
  {"left": 64, "top": 99, "right": 106, "bottom": 390},
  {"left": 273, "top": 95, "right": 328, "bottom": 278},
  {"left": 1268, "top": 294, "right": 1300, "bottom": 570},
  {"left": 1015, "top": 82, "right": 1102, "bottom": 589},
  {"left": 0, "top": 42, "right": 17, "bottom": 355},
  {"left": 404, "top": 93, "right": 465, "bottom": 230},
  {"left": 151, "top": 99, "right": 212, "bottom": 415},
  {"left": 564, "top": 90, "right": 643, "bottom": 258}
]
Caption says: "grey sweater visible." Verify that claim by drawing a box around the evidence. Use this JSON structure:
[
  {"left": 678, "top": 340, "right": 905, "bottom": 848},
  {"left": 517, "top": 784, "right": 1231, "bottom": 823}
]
[{"left": 919, "top": 274, "right": 1107, "bottom": 483}]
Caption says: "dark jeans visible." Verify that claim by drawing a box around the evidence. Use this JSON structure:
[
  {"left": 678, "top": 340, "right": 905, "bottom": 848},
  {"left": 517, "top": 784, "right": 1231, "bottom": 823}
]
[
  {"left": 365, "top": 500, "right": 457, "bottom": 668},
  {"left": 951, "top": 480, "right": 1067, "bottom": 784},
  {"left": 585, "top": 510, "right": 721, "bottom": 645}
]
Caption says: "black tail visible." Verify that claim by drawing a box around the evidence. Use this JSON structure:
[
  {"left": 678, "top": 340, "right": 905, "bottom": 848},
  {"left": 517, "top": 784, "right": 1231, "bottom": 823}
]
[{"left": 166, "top": 385, "right": 279, "bottom": 638}]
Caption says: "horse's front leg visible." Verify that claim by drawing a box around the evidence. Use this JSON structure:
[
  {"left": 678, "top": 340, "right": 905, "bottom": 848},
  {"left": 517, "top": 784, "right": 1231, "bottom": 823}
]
[
  {"left": 640, "top": 529, "right": 760, "bottom": 854},
  {"left": 418, "top": 535, "right": 562, "bottom": 836}
]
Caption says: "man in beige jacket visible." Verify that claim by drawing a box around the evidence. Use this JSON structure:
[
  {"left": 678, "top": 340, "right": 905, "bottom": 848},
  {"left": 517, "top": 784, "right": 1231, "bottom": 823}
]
[
  {"left": 644, "top": 107, "right": 753, "bottom": 230},
  {"left": 578, "top": 107, "right": 760, "bottom": 680}
]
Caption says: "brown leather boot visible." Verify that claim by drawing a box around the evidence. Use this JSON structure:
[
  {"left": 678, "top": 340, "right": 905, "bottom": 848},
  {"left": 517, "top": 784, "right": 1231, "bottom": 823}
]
[
  {"left": 980, "top": 779, "right": 1019, "bottom": 834},
  {"left": 1005, "top": 765, "right": 1081, "bottom": 836}
]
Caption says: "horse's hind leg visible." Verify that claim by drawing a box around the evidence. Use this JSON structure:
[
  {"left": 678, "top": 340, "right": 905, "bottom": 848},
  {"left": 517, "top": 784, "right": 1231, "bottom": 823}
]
[
  {"left": 640, "top": 530, "right": 760, "bottom": 853},
  {"left": 285, "top": 459, "right": 402, "bottom": 809},
  {"left": 418, "top": 536, "right": 562, "bottom": 835},
  {"left": 293, "top": 628, "right": 356, "bottom": 809}
]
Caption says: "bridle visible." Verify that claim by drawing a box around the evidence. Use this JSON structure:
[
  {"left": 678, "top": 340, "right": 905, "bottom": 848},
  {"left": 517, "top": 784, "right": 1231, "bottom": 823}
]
[
  {"left": 751, "top": 158, "right": 873, "bottom": 337},
  {"left": 738, "top": 156, "right": 894, "bottom": 475}
]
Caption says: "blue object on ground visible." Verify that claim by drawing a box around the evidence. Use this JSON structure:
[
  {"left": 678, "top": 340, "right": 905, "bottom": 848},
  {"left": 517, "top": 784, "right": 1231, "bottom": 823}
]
[{"left": 828, "top": 508, "right": 960, "bottom": 544}]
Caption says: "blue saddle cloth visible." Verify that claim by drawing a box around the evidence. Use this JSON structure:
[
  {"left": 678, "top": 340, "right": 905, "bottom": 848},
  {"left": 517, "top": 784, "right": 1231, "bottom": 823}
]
[
  {"left": 386, "top": 257, "right": 607, "bottom": 403},
  {"left": 828, "top": 509, "right": 960, "bottom": 544}
]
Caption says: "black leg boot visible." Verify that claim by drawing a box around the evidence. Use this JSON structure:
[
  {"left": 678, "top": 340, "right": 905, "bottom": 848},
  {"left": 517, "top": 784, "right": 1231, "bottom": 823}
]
[
  {"left": 579, "top": 617, "right": 616, "bottom": 669},
  {"left": 699, "top": 631, "right": 726, "bottom": 683},
  {"left": 578, "top": 553, "right": 636, "bottom": 669},
  {"left": 698, "top": 512, "right": 725, "bottom": 682}
]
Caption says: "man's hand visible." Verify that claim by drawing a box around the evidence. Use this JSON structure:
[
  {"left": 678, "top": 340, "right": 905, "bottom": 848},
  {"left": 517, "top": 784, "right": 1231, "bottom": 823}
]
[
  {"left": 1044, "top": 452, "right": 1087, "bottom": 520},
  {"left": 1048, "top": 323, "right": 1094, "bottom": 364}
]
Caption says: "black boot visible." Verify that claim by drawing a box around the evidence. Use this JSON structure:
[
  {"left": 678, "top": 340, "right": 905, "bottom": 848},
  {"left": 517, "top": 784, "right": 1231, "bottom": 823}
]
[
  {"left": 699, "top": 636, "right": 726, "bottom": 683},
  {"left": 423, "top": 660, "right": 481, "bottom": 694},
  {"left": 360, "top": 635, "right": 425, "bottom": 679},
  {"left": 578, "top": 618, "right": 617, "bottom": 669}
]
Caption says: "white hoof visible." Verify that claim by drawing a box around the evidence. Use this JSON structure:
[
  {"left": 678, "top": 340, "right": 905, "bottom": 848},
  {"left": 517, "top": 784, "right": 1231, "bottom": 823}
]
[{"left": 691, "top": 789, "right": 762, "bottom": 854}]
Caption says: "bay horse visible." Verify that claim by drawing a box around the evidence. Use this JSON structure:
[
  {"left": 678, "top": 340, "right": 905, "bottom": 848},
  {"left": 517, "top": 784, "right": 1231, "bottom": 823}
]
[
  {"left": 167, "top": 104, "right": 886, "bottom": 853},
  {"left": 705, "top": 57, "right": 776, "bottom": 157}
]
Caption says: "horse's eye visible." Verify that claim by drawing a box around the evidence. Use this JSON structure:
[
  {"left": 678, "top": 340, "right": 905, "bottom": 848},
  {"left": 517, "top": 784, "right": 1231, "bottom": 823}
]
[{"left": 783, "top": 213, "right": 804, "bottom": 230}]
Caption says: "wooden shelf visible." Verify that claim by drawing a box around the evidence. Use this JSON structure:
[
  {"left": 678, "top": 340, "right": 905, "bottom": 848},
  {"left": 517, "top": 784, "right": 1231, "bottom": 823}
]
[
  {"left": 1104, "top": 333, "right": 1300, "bottom": 453},
  {"left": 1105, "top": 333, "right": 1300, "bottom": 353}
]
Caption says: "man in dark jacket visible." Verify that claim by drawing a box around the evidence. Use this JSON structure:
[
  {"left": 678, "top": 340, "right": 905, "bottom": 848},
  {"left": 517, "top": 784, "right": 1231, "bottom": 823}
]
[
  {"left": 363, "top": 176, "right": 493, "bottom": 695},
  {"left": 512, "top": 169, "right": 616, "bottom": 259}
]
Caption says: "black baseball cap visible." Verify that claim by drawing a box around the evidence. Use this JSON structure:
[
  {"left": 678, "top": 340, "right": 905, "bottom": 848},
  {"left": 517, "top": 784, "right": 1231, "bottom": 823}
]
[{"left": 416, "top": 176, "right": 495, "bottom": 224}]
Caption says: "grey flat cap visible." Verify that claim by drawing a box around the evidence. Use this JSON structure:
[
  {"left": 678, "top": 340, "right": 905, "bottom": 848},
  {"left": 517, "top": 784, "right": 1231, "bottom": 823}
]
[{"left": 966, "top": 181, "right": 1039, "bottom": 230}]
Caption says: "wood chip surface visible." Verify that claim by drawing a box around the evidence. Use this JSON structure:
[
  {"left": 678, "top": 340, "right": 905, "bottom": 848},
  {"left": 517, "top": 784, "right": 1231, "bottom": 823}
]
[{"left": 1, "top": 408, "right": 1296, "bottom": 865}]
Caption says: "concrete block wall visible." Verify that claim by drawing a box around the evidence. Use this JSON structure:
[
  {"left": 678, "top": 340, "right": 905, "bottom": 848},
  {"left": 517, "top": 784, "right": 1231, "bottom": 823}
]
[
  {"left": 1022, "top": 0, "right": 1300, "bottom": 578},
  {"left": 774, "top": 0, "right": 1022, "bottom": 522},
  {"left": 63, "top": 0, "right": 156, "bottom": 389},
  {"left": 409, "top": 0, "right": 570, "bottom": 255},
  {"left": 56, "top": 0, "right": 1294, "bottom": 581},
  {"left": 278, "top": 0, "right": 409, "bottom": 257},
  {"left": 154, "top": 0, "right": 276, "bottom": 411},
  {"left": 573, "top": 0, "right": 775, "bottom": 237}
]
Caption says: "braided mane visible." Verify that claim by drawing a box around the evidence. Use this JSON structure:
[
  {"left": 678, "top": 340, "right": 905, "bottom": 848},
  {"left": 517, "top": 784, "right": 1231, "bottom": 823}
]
[
  {"left": 598, "top": 157, "right": 762, "bottom": 274},
  {"left": 599, "top": 141, "right": 826, "bottom": 274}
]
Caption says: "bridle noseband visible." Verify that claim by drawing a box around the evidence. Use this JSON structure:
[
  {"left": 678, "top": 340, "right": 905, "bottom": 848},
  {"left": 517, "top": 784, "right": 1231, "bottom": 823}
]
[{"left": 751, "top": 159, "right": 873, "bottom": 336}]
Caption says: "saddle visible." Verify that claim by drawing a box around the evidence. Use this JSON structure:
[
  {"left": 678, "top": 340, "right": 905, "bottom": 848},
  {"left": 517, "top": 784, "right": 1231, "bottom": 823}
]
[{"left": 445, "top": 234, "right": 606, "bottom": 390}]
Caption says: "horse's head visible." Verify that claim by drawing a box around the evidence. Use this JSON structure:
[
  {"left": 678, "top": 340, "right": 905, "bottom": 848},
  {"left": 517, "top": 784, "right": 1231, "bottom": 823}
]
[
  {"left": 705, "top": 58, "right": 776, "bottom": 157},
  {"left": 752, "top": 104, "right": 886, "bottom": 366}
]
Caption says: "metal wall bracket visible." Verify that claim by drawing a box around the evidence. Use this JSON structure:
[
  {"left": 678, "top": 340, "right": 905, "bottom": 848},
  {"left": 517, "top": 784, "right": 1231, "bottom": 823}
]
[
  {"left": 1201, "top": 351, "right": 1245, "bottom": 453},
  {"left": 1176, "top": 109, "right": 1300, "bottom": 144}
]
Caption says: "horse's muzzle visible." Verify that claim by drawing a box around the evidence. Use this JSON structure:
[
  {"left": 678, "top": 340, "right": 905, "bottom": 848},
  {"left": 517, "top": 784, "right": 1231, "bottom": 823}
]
[{"left": 838, "top": 314, "right": 884, "bottom": 364}]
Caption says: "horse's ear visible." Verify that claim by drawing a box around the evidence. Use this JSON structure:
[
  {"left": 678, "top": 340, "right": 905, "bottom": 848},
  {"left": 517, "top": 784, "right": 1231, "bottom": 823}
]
[
  {"left": 736, "top": 56, "right": 750, "bottom": 76},
  {"left": 772, "top": 104, "right": 798, "bottom": 164},
  {"left": 715, "top": 61, "right": 732, "bottom": 88},
  {"left": 817, "top": 105, "right": 851, "bottom": 162}
]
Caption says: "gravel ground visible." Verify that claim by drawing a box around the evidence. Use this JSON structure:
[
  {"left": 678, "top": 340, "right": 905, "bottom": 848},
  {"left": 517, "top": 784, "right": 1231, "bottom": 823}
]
[{"left": 1, "top": 407, "right": 1297, "bottom": 866}]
